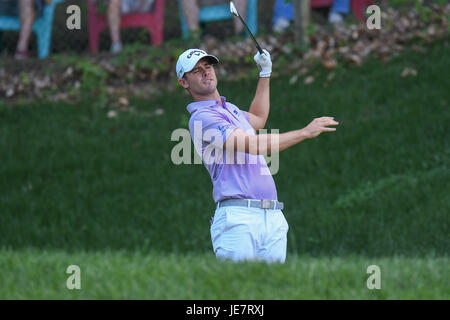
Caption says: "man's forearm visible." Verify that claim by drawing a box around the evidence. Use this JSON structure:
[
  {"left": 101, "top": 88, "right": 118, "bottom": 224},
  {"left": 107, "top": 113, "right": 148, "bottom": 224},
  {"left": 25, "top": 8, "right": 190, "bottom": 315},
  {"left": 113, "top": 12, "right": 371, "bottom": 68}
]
[
  {"left": 248, "top": 77, "right": 270, "bottom": 127},
  {"left": 226, "top": 117, "right": 338, "bottom": 155},
  {"left": 247, "top": 129, "right": 308, "bottom": 155}
]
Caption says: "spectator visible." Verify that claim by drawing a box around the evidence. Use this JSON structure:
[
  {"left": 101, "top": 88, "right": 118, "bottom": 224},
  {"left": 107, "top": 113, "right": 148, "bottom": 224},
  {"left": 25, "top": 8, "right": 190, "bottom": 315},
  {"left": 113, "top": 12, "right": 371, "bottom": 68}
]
[
  {"left": 180, "top": 0, "right": 248, "bottom": 39},
  {"left": 96, "top": 0, "right": 155, "bottom": 54},
  {"left": 272, "top": 0, "right": 350, "bottom": 33},
  {"left": 4, "top": 0, "right": 45, "bottom": 60},
  {"left": 105, "top": 0, "right": 122, "bottom": 53}
]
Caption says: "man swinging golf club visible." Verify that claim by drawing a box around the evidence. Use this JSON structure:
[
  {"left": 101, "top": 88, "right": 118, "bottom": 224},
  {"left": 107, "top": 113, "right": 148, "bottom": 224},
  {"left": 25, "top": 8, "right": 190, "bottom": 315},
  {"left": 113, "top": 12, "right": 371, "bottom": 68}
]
[{"left": 176, "top": 7, "right": 338, "bottom": 264}]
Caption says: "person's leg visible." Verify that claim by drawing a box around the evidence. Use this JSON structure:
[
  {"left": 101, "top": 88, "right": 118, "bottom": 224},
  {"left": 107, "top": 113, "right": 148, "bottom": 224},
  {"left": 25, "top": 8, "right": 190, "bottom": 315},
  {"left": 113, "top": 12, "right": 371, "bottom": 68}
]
[
  {"left": 181, "top": 0, "right": 200, "bottom": 33},
  {"left": 16, "top": 0, "right": 35, "bottom": 59},
  {"left": 108, "top": 0, "right": 123, "bottom": 53},
  {"left": 211, "top": 206, "right": 260, "bottom": 262},
  {"left": 233, "top": 0, "right": 247, "bottom": 34},
  {"left": 258, "top": 210, "right": 288, "bottom": 263}
]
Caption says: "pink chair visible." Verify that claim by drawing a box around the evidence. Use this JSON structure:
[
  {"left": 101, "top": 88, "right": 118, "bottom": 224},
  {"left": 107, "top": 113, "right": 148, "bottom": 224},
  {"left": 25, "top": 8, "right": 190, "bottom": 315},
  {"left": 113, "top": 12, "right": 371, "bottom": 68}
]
[
  {"left": 311, "top": 0, "right": 373, "bottom": 21},
  {"left": 88, "top": 0, "right": 165, "bottom": 54},
  {"left": 350, "top": 0, "right": 373, "bottom": 21}
]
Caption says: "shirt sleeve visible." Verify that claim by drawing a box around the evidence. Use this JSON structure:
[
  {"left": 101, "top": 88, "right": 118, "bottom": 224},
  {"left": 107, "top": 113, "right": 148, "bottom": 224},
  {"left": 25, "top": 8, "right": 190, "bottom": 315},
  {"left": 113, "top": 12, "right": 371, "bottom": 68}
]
[
  {"left": 241, "top": 111, "right": 250, "bottom": 123},
  {"left": 189, "top": 110, "right": 238, "bottom": 151}
]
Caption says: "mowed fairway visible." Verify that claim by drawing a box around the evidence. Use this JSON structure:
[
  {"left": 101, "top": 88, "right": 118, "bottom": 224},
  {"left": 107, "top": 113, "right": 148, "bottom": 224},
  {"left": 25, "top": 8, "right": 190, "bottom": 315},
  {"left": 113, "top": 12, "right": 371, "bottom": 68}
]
[{"left": 0, "top": 41, "right": 448, "bottom": 299}]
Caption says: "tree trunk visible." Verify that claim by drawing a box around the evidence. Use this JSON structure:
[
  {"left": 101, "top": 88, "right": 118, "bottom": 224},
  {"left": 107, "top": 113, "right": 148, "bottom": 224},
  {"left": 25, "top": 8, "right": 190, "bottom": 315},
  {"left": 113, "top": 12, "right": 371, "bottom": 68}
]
[{"left": 294, "top": 0, "right": 310, "bottom": 45}]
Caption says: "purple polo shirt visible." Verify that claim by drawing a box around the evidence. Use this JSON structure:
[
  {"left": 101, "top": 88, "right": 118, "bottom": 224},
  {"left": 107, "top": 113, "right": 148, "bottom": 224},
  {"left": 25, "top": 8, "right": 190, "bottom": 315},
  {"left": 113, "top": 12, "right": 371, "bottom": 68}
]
[{"left": 187, "top": 96, "right": 278, "bottom": 203}]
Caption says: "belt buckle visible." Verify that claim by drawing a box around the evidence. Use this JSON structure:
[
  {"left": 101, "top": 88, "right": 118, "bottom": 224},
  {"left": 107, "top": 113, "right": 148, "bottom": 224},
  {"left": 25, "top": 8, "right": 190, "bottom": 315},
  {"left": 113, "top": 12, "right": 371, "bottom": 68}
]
[{"left": 261, "top": 199, "right": 273, "bottom": 209}]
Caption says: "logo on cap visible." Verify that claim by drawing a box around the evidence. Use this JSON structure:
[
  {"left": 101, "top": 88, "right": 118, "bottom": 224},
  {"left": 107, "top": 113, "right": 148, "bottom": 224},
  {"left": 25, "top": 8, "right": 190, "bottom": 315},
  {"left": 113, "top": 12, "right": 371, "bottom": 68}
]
[
  {"left": 178, "top": 67, "right": 184, "bottom": 78},
  {"left": 187, "top": 50, "right": 206, "bottom": 59}
]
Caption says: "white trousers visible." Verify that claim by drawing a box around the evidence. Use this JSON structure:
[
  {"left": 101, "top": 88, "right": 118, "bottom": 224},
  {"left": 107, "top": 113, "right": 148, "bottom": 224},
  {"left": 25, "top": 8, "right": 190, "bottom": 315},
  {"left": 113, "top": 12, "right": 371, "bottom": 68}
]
[{"left": 210, "top": 205, "right": 289, "bottom": 263}]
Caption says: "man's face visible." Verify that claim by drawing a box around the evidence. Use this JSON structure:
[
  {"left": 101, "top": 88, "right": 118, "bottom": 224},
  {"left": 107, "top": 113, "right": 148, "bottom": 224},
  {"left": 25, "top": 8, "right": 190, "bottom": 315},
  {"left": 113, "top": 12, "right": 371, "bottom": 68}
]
[{"left": 179, "top": 58, "right": 218, "bottom": 97}]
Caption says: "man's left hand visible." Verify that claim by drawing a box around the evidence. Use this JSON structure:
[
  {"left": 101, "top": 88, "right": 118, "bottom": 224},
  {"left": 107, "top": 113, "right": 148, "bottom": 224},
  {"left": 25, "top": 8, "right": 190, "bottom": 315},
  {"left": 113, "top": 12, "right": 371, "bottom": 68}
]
[{"left": 254, "top": 49, "right": 272, "bottom": 78}]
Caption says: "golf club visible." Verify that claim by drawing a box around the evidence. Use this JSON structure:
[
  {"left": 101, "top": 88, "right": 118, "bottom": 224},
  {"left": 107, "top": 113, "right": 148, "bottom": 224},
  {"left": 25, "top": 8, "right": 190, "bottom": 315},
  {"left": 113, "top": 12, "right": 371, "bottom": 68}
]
[{"left": 229, "top": 1, "right": 264, "bottom": 55}]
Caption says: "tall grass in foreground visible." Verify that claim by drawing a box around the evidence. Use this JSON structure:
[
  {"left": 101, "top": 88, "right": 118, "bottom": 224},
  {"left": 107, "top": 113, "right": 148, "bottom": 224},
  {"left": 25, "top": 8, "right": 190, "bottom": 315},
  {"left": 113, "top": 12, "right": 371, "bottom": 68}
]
[{"left": 0, "top": 249, "right": 448, "bottom": 299}]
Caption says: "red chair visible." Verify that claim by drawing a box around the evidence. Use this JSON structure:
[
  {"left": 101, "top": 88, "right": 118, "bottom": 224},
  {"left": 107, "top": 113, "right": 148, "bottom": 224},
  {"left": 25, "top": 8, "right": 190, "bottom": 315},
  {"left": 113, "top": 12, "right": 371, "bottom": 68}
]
[
  {"left": 311, "top": 0, "right": 373, "bottom": 21},
  {"left": 88, "top": 0, "right": 165, "bottom": 54},
  {"left": 350, "top": 0, "right": 374, "bottom": 21}
]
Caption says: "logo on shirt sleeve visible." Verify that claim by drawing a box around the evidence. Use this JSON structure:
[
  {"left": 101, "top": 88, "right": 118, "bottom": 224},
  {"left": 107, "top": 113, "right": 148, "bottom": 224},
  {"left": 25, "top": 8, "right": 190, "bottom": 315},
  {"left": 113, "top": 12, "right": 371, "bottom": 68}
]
[
  {"left": 217, "top": 125, "right": 230, "bottom": 135},
  {"left": 233, "top": 109, "right": 239, "bottom": 116}
]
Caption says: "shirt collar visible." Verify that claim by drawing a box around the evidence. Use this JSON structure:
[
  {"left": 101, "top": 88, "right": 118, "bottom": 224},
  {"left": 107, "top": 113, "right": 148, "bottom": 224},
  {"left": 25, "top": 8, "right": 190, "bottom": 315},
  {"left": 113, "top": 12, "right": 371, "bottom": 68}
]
[{"left": 187, "top": 96, "right": 227, "bottom": 114}]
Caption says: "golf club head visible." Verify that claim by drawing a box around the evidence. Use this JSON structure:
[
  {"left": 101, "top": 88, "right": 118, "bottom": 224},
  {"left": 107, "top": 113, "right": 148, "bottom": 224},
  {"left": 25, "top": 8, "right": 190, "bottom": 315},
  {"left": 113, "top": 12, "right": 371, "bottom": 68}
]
[{"left": 230, "top": 1, "right": 238, "bottom": 17}]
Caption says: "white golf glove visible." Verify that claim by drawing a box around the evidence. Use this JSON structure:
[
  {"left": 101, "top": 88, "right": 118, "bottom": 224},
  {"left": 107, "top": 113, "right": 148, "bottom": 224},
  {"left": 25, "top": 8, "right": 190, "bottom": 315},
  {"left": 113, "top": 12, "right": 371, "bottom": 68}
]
[{"left": 254, "top": 49, "right": 272, "bottom": 78}]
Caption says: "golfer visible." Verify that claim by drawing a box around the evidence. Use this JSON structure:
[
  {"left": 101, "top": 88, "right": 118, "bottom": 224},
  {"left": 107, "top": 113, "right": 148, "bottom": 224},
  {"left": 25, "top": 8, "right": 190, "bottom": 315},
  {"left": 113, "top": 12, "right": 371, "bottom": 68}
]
[{"left": 176, "top": 48, "right": 338, "bottom": 263}]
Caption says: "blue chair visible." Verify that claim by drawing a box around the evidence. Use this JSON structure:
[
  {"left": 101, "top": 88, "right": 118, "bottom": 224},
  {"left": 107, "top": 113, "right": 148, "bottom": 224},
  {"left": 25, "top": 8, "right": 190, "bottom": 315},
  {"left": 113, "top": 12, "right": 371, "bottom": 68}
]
[
  {"left": 178, "top": 0, "right": 258, "bottom": 40},
  {"left": 0, "top": 0, "right": 64, "bottom": 59}
]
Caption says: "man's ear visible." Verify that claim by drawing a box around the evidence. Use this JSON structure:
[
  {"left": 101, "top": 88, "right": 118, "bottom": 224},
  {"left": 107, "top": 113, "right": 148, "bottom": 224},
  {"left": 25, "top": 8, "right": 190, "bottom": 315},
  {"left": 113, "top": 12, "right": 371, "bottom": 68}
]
[{"left": 178, "top": 77, "right": 189, "bottom": 89}]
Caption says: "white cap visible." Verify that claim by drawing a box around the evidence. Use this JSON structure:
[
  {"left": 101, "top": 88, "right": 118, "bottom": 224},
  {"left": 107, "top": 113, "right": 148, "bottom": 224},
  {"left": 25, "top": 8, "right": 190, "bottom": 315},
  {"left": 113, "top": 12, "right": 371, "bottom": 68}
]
[{"left": 176, "top": 49, "right": 219, "bottom": 79}]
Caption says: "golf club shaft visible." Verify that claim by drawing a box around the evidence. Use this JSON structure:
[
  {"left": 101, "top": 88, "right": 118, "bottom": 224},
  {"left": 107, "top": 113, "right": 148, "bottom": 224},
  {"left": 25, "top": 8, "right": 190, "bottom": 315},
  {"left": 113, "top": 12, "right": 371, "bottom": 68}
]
[{"left": 237, "top": 15, "right": 263, "bottom": 55}]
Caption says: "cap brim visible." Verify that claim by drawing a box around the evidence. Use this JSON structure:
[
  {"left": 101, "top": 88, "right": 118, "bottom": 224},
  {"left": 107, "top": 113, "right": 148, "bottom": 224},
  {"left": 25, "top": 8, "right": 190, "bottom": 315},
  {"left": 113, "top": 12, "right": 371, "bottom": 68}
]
[
  {"left": 184, "top": 55, "right": 219, "bottom": 74},
  {"left": 203, "top": 55, "right": 220, "bottom": 65}
]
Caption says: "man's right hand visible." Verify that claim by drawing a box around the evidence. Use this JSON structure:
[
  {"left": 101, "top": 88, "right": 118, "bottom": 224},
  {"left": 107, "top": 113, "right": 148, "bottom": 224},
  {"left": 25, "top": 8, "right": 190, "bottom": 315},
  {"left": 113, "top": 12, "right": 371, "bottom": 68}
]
[
  {"left": 302, "top": 117, "right": 339, "bottom": 139},
  {"left": 254, "top": 49, "right": 272, "bottom": 78}
]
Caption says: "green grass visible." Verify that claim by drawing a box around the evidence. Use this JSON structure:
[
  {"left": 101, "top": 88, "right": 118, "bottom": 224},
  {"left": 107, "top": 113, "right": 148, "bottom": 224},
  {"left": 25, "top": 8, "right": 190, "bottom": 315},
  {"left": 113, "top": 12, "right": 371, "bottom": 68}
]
[
  {"left": 0, "top": 40, "right": 448, "bottom": 299},
  {"left": 0, "top": 249, "right": 448, "bottom": 299}
]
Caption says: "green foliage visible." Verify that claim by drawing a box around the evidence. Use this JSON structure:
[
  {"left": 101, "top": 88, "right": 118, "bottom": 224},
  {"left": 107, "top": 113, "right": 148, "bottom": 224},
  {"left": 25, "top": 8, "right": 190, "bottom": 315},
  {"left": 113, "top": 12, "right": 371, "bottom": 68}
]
[
  {"left": 75, "top": 59, "right": 108, "bottom": 95},
  {"left": 52, "top": 54, "right": 79, "bottom": 68},
  {"left": 415, "top": 0, "right": 433, "bottom": 22},
  {"left": 390, "top": 0, "right": 447, "bottom": 8},
  {"left": 19, "top": 72, "right": 30, "bottom": 86},
  {"left": 306, "top": 24, "right": 316, "bottom": 36},
  {"left": 335, "top": 169, "right": 446, "bottom": 209},
  {"left": 96, "top": 1, "right": 107, "bottom": 15},
  {"left": 389, "top": 0, "right": 415, "bottom": 8}
]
